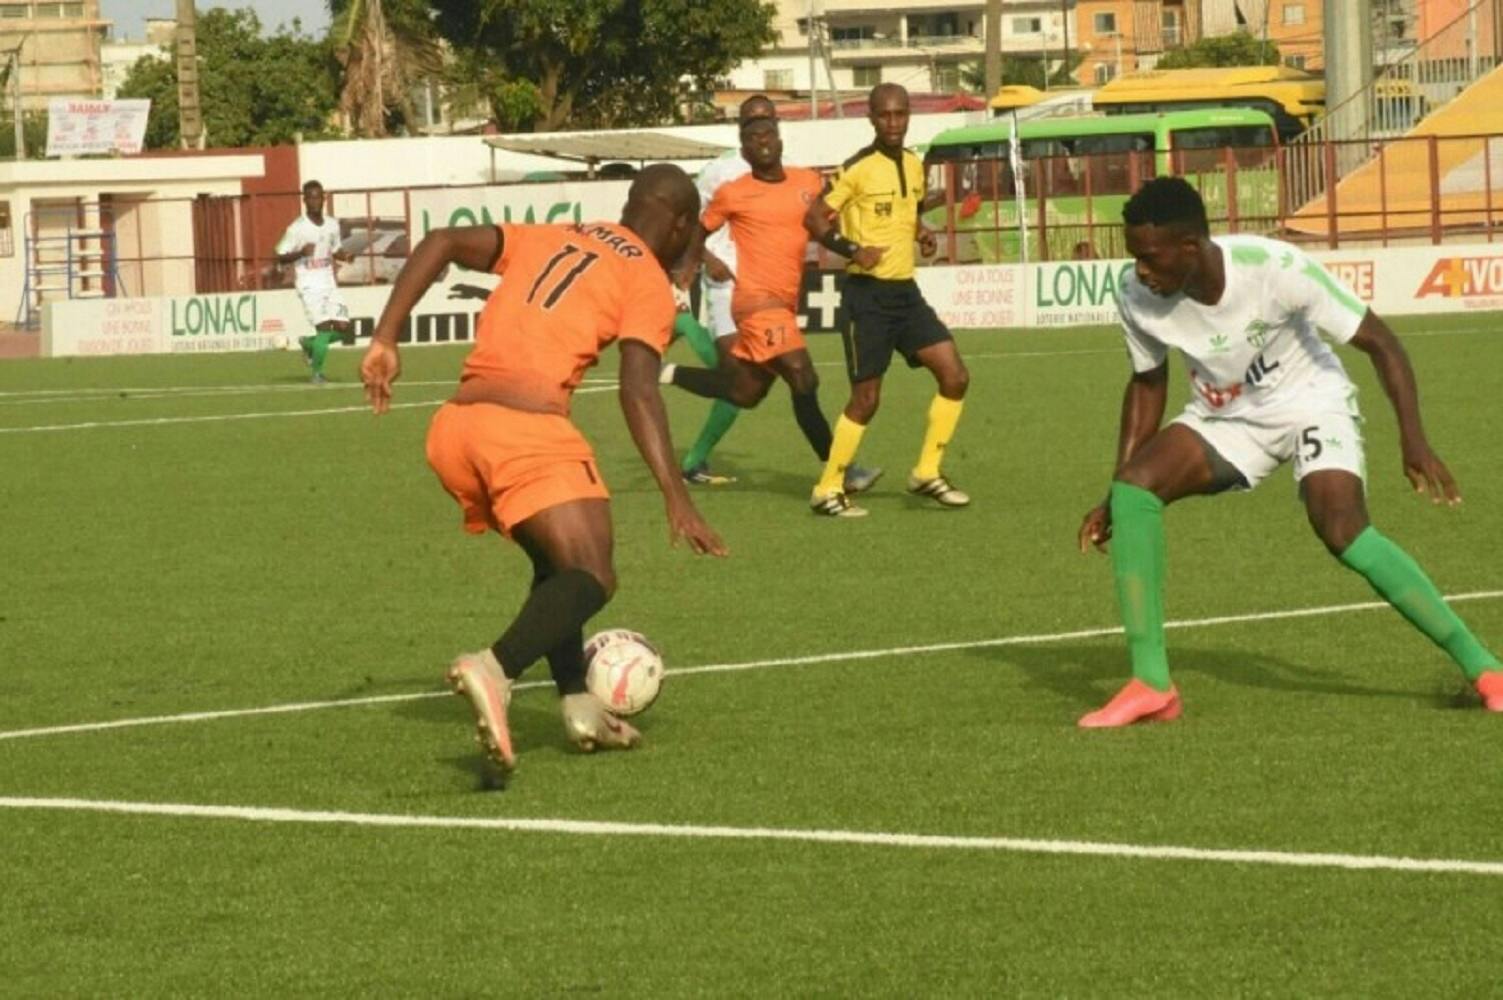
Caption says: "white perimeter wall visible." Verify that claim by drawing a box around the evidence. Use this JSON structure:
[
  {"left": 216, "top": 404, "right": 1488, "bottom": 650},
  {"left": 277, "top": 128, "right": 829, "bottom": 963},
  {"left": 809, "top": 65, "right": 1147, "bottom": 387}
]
[{"left": 42, "top": 242, "right": 1503, "bottom": 358}]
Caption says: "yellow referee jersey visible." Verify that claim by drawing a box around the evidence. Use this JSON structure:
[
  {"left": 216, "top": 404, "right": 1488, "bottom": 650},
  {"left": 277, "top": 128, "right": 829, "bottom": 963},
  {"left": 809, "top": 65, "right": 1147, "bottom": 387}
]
[{"left": 824, "top": 144, "right": 925, "bottom": 281}]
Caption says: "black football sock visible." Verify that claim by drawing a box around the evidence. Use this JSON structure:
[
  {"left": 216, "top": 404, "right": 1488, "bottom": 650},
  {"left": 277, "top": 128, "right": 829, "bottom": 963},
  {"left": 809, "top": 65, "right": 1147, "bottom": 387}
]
[
  {"left": 545, "top": 630, "right": 589, "bottom": 696},
  {"left": 671, "top": 365, "right": 735, "bottom": 400},
  {"left": 491, "top": 569, "right": 608, "bottom": 680},
  {"left": 791, "top": 388, "right": 834, "bottom": 461}
]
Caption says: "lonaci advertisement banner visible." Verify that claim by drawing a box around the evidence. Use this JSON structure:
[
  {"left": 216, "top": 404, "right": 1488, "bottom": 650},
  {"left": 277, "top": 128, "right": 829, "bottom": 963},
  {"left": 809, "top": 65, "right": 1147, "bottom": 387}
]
[{"left": 42, "top": 243, "right": 1503, "bottom": 358}]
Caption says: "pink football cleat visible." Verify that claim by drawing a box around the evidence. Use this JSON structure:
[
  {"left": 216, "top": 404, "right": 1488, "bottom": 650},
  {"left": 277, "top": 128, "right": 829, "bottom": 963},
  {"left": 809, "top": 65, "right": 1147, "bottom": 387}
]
[
  {"left": 1475, "top": 671, "right": 1503, "bottom": 712},
  {"left": 1079, "top": 678, "right": 1182, "bottom": 729}
]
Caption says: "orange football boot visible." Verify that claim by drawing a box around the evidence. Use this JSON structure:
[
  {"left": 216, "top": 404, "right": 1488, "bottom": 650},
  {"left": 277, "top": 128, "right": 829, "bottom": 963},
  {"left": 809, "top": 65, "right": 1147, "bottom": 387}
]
[
  {"left": 1475, "top": 670, "right": 1503, "bottom": 712},
  {"left": 1078, "top": 678, "right": 1182, "bottom": 729}
]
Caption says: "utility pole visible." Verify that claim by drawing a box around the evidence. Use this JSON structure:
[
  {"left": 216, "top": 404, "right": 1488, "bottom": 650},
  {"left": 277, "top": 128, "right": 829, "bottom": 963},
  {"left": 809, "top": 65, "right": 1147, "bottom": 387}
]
[
  {"left": 807, "top": 0, "right": 818, "bottom": 120},
  {"left": 985, "top": 0, "right": 1002, "bottom": 99},
  {"left": 1060, "top": 0, "right": 1072, "bottom": 86},
  {"left": 6, "top": 42, "right": 22, "bottom": 159},
  {"left": 175, "top": 0, "right": 204, "bottom": 149}
]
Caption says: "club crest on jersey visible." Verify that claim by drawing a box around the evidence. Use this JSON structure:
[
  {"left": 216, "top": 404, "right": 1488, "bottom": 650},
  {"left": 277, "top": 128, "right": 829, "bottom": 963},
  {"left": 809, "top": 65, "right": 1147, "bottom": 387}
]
[{"left": 1244, "top": 319, "right": 1271, "bottom": 349}]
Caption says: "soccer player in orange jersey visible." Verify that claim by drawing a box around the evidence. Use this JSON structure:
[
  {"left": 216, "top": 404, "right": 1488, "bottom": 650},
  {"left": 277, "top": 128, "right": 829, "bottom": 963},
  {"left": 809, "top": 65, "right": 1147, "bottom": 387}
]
[
  {"left": 360, "top": 165, "right": 726, "bottom": 776},
  {"left": 660, "top": 113, "right": 878, "bottom": 516}
]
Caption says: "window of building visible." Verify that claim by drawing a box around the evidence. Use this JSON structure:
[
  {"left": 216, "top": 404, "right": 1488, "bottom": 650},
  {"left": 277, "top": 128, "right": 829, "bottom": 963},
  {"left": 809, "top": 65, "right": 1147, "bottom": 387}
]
[
  {"left": 830, "top": 24, "right": 875, "bottom": 46},
  {"left": 764, "top": 69, "right": 793, "bottom": 90},
  {"left": 1285, "top": 54, "right": 1306, "bottom": 69},
  {"left": 1012, "top": 16, "right": 1042, "bottom": 34},
  {"left": 1094, "top": 63, "right": 1117, "bottom": 84},
  {"left": 853, "top": 65, "right": 881, "bottom": 87},
  {"left": 1283, "top": 4, "right": 1305, "bottom": 26},
  {"left": 0, "top": 5, "right": 29, "bottom": 18},
  {"left": 933, "top": 62, "right": 960, "bottom": 91},
  {"left": 34, "top": 2, "right": 64, "bottom": 16},
  {"left": 0, "top": 201, "right": 13, "bottom": 257},
  {"left": 63, "top": 1, "right": 82, "bottom": 15},
  {"left": 1094, "top": 12, "right": 1117, "bottom": 34}
]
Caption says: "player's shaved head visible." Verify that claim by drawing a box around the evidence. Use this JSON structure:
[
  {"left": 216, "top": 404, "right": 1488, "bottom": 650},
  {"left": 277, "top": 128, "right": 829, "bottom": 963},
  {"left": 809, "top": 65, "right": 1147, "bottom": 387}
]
[
  {"left": 738, "top": 94, "right": 776, "bottom": 124},
  {"left": 622, "top": 163, "right": 700, "bottom": 267},
  {"left": 868, "top": 83, "right": 908, "bottom": 113},
  {"left": 627, "top": 162, "right": 699, "bottom": 216}
]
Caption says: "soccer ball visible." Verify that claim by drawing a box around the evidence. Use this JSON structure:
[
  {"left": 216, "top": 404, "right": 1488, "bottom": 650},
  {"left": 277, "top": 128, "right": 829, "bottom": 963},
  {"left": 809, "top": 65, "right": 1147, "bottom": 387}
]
[{"left": 583, "top": 629, "right": 664, "bottom": 717}]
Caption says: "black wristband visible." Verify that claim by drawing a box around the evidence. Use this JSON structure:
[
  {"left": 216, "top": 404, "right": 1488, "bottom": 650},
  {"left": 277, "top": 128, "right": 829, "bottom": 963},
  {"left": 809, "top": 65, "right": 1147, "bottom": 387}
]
[{"left": 821, "top": 231, "right": 859, "bottom": 258}]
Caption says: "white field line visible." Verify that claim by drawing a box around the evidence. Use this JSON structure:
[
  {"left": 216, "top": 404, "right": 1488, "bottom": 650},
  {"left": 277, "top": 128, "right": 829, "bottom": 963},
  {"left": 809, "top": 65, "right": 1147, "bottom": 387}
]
[
  {"left": 1, "top": 795, "right": 1500, "bottom": 877},
  {"left": 0, "top": 385, "right": 616, "bottom": 434},
  {"left": 2, "top": 590, "right": 1498, "bottom": 744}
]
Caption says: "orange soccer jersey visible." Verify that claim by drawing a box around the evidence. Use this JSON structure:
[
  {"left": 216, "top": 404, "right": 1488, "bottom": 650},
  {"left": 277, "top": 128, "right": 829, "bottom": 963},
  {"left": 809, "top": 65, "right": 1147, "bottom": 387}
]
[
  {"left": 460, "top": 222, "right": 676, "bottom": 413},
  {"left": 702, "top": 167, "right": 822, "bottom": 322},
  {"left": 428, "top": 222, "right": 675, "bottom": 536}
]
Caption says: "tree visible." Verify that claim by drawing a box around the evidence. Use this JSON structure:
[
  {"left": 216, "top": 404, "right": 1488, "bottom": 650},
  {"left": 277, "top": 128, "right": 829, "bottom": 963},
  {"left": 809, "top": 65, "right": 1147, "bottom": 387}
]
[
  {"left": 116, "top": 9, "right": 340, "bottom": 149},
  {"left": 327, "top": 0, "right": 444, "bottom": 136},
  {"left": 1156, "top": 31, "right": 1281, "bottom": 70},
  {"left": 430, "top": 0, "right": 777, "bottom": 131},
  {"left": 962, "top": 53, "right": 1084, "bottom": 94}
]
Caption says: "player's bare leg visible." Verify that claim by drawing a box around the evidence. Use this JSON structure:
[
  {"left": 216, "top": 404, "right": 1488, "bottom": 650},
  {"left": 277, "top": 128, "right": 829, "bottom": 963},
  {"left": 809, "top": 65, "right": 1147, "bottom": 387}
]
[
  {"left": 1081, "top": 424, "right": 1223, "bottom": 728},
  {"left": 907, "top": 340, "right": 971, "bottom": 507},
  {"left": 1305, "top": 470, "right": 1503, "bottom": 709}
]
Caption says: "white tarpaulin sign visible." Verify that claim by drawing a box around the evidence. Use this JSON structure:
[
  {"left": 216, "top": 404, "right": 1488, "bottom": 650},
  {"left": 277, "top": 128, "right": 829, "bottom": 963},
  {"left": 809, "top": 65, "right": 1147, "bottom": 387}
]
[{"left": 46, "top": 99, "right": 151, "bottom": 156}]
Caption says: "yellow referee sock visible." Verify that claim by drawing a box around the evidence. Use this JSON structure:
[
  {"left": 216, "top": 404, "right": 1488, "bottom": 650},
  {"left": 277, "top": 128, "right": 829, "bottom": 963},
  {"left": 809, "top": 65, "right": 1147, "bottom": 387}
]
[
  {"left": 913, "top": 395, "right": 964, "bottom": 481},
  {"left": 815, "top": 414, "right": 867, "bottom": 496}
]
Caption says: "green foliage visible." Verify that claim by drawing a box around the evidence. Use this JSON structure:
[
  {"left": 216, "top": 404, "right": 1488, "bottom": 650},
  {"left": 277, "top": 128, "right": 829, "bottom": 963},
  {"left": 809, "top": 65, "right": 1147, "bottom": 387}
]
[
  {"left": 1157, "top": 30, "right": 1282, "bottom": 69},
  {"left": 115, "top": 8, "right": 340, "bottom": 149},
  {"left": 0, "top": 111, "right": 52, "bottom": 159},
  {"left": 962, "top": 53, "right": 1084, "bottom": 93},
  {"left": 430, "top": 0, "right": 776, "bottom": 130},
  {"left": 327, "top": 0, "right": 444, "bottom": 136}
]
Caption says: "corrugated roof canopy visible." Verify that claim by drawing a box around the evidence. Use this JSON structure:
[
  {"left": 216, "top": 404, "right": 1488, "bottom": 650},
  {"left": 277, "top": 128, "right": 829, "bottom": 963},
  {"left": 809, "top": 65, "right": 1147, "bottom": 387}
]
[{"left": 484, "top": 132, "right": 730, "bottom": 164}]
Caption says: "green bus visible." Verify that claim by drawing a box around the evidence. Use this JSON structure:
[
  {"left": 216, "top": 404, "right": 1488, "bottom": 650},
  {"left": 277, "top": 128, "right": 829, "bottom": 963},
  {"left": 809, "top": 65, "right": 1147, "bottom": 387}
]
[{"left": 921, "top": 108, "right": 1280, "bottom": 263}]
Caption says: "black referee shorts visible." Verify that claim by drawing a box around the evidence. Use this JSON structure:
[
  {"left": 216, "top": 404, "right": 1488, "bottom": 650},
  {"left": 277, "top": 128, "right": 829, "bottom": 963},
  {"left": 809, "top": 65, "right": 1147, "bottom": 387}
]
[{"left": 839, "top": 275, "right": 953, "bottom": 383}]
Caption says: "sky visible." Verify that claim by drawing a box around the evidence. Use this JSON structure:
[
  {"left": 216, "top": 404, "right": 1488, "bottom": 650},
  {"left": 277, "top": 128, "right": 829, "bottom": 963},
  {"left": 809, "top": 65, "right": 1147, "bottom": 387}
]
[{"left": 99, "top": 0, "right": 331, "bottom": 41}]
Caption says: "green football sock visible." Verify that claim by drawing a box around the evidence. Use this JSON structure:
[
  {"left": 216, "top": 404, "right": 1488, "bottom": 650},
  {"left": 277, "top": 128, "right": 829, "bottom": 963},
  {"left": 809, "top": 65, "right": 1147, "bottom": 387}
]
[
  {"left": 1338, "top": 526, "right": 1501, "bottom": 680},
  {"left": 672, "top": 312, "right": 720, "bottom": 368},
  {"left": 310, "top": 327, "right": 340, "bottom": 375},
  {"left": 1109, "top": 482, "right": 1172, "bottom": 691},
  {"left": 682, "top": 399, "right": 740, "bottom": 473}
]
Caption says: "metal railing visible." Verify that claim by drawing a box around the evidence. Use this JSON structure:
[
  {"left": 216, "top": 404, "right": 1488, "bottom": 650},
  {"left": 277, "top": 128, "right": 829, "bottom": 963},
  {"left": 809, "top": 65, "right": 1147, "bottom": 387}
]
[{"left": 1284, "top": 0, "right": 1503, "bottom": 213}]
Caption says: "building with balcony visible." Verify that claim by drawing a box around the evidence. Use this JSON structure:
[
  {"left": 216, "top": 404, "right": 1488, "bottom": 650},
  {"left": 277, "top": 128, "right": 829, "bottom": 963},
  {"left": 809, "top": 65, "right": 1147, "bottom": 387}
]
[
  {"left": 1071, "top": 1, "right": 1324, "bottom": 86},
  {"left": 723, "top": 0, "right": 1075, "bottom": 98},
  {"left": 0, "top": 0, "right": 111, "bottom": 110}
]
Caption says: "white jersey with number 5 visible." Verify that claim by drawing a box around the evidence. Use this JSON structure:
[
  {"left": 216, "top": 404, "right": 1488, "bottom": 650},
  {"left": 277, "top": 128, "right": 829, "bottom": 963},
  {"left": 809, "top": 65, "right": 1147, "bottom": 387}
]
[{"left": 1117, "top": 235, "right": 1368, "bottom": 419}]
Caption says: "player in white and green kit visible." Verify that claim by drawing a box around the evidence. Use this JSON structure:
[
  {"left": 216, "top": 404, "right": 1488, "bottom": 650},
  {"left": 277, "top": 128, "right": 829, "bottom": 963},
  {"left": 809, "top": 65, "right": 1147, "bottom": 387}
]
[
  {"left": 1077, "top": 177, "right": 1501, "bottom": 727},
  {"left": 275, "top": 180, "right": 353, "bottom": 384}
]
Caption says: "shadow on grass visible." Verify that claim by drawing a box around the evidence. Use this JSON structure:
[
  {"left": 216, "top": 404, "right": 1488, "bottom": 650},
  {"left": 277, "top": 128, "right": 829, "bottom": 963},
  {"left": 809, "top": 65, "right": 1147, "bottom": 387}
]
[{"left": 968, "top": 640, "right": 1447, "bottom": 708}]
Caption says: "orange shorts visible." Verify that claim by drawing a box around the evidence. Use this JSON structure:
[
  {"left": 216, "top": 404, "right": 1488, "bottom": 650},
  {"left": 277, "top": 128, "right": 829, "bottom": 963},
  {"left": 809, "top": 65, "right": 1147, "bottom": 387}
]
[
  {"left": 729, "top": 307, "right": 807, "bottom": 365},
  {"left": 425, "top": 401, "right": 609, "bottom": 538}
]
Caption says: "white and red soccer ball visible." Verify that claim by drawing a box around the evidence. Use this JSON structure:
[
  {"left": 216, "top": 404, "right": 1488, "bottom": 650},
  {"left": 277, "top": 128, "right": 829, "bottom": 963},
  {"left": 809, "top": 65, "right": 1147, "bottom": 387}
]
[{"left": 583, "top": 629, "right": 664, "bottom": 717}]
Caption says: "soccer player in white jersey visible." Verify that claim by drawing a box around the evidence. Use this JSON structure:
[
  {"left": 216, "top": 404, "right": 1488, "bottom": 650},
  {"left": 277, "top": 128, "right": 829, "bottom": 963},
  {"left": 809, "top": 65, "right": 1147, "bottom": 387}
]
[
  {"left": 275, "top": 180, "right": 353, "bottom": 384},
  {"left": 1076, "top": 176, "right": 1501, "bottom": 727}
]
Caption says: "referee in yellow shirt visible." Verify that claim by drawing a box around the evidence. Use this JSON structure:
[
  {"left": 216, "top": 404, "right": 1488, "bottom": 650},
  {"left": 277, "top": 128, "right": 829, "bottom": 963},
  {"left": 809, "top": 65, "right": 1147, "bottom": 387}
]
[{"left": 804, "top": 83, "right": 971, "bottom": 516}]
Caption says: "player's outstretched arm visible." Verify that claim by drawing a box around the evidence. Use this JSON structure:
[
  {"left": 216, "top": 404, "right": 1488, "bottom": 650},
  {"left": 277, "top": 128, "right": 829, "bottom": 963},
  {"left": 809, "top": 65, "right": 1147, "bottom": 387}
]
[
  {"left": 360, "top": 225, "right": 503, "bottom": 415},
  {"left": 1348, "top": 311, "right": 1461, "bottom": 504},
  {"left": 1079, "top": 365, "right": 1170, "bottom": 553},
  {"left": 617, "top": 340, "right": 728, "bottom": 557}
]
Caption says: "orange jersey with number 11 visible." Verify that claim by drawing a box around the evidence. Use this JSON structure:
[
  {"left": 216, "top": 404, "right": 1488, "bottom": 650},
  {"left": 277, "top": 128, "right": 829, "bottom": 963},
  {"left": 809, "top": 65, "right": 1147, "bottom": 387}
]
[{"left": 460, "top": 222, "right": 676, "bottom": 414}]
